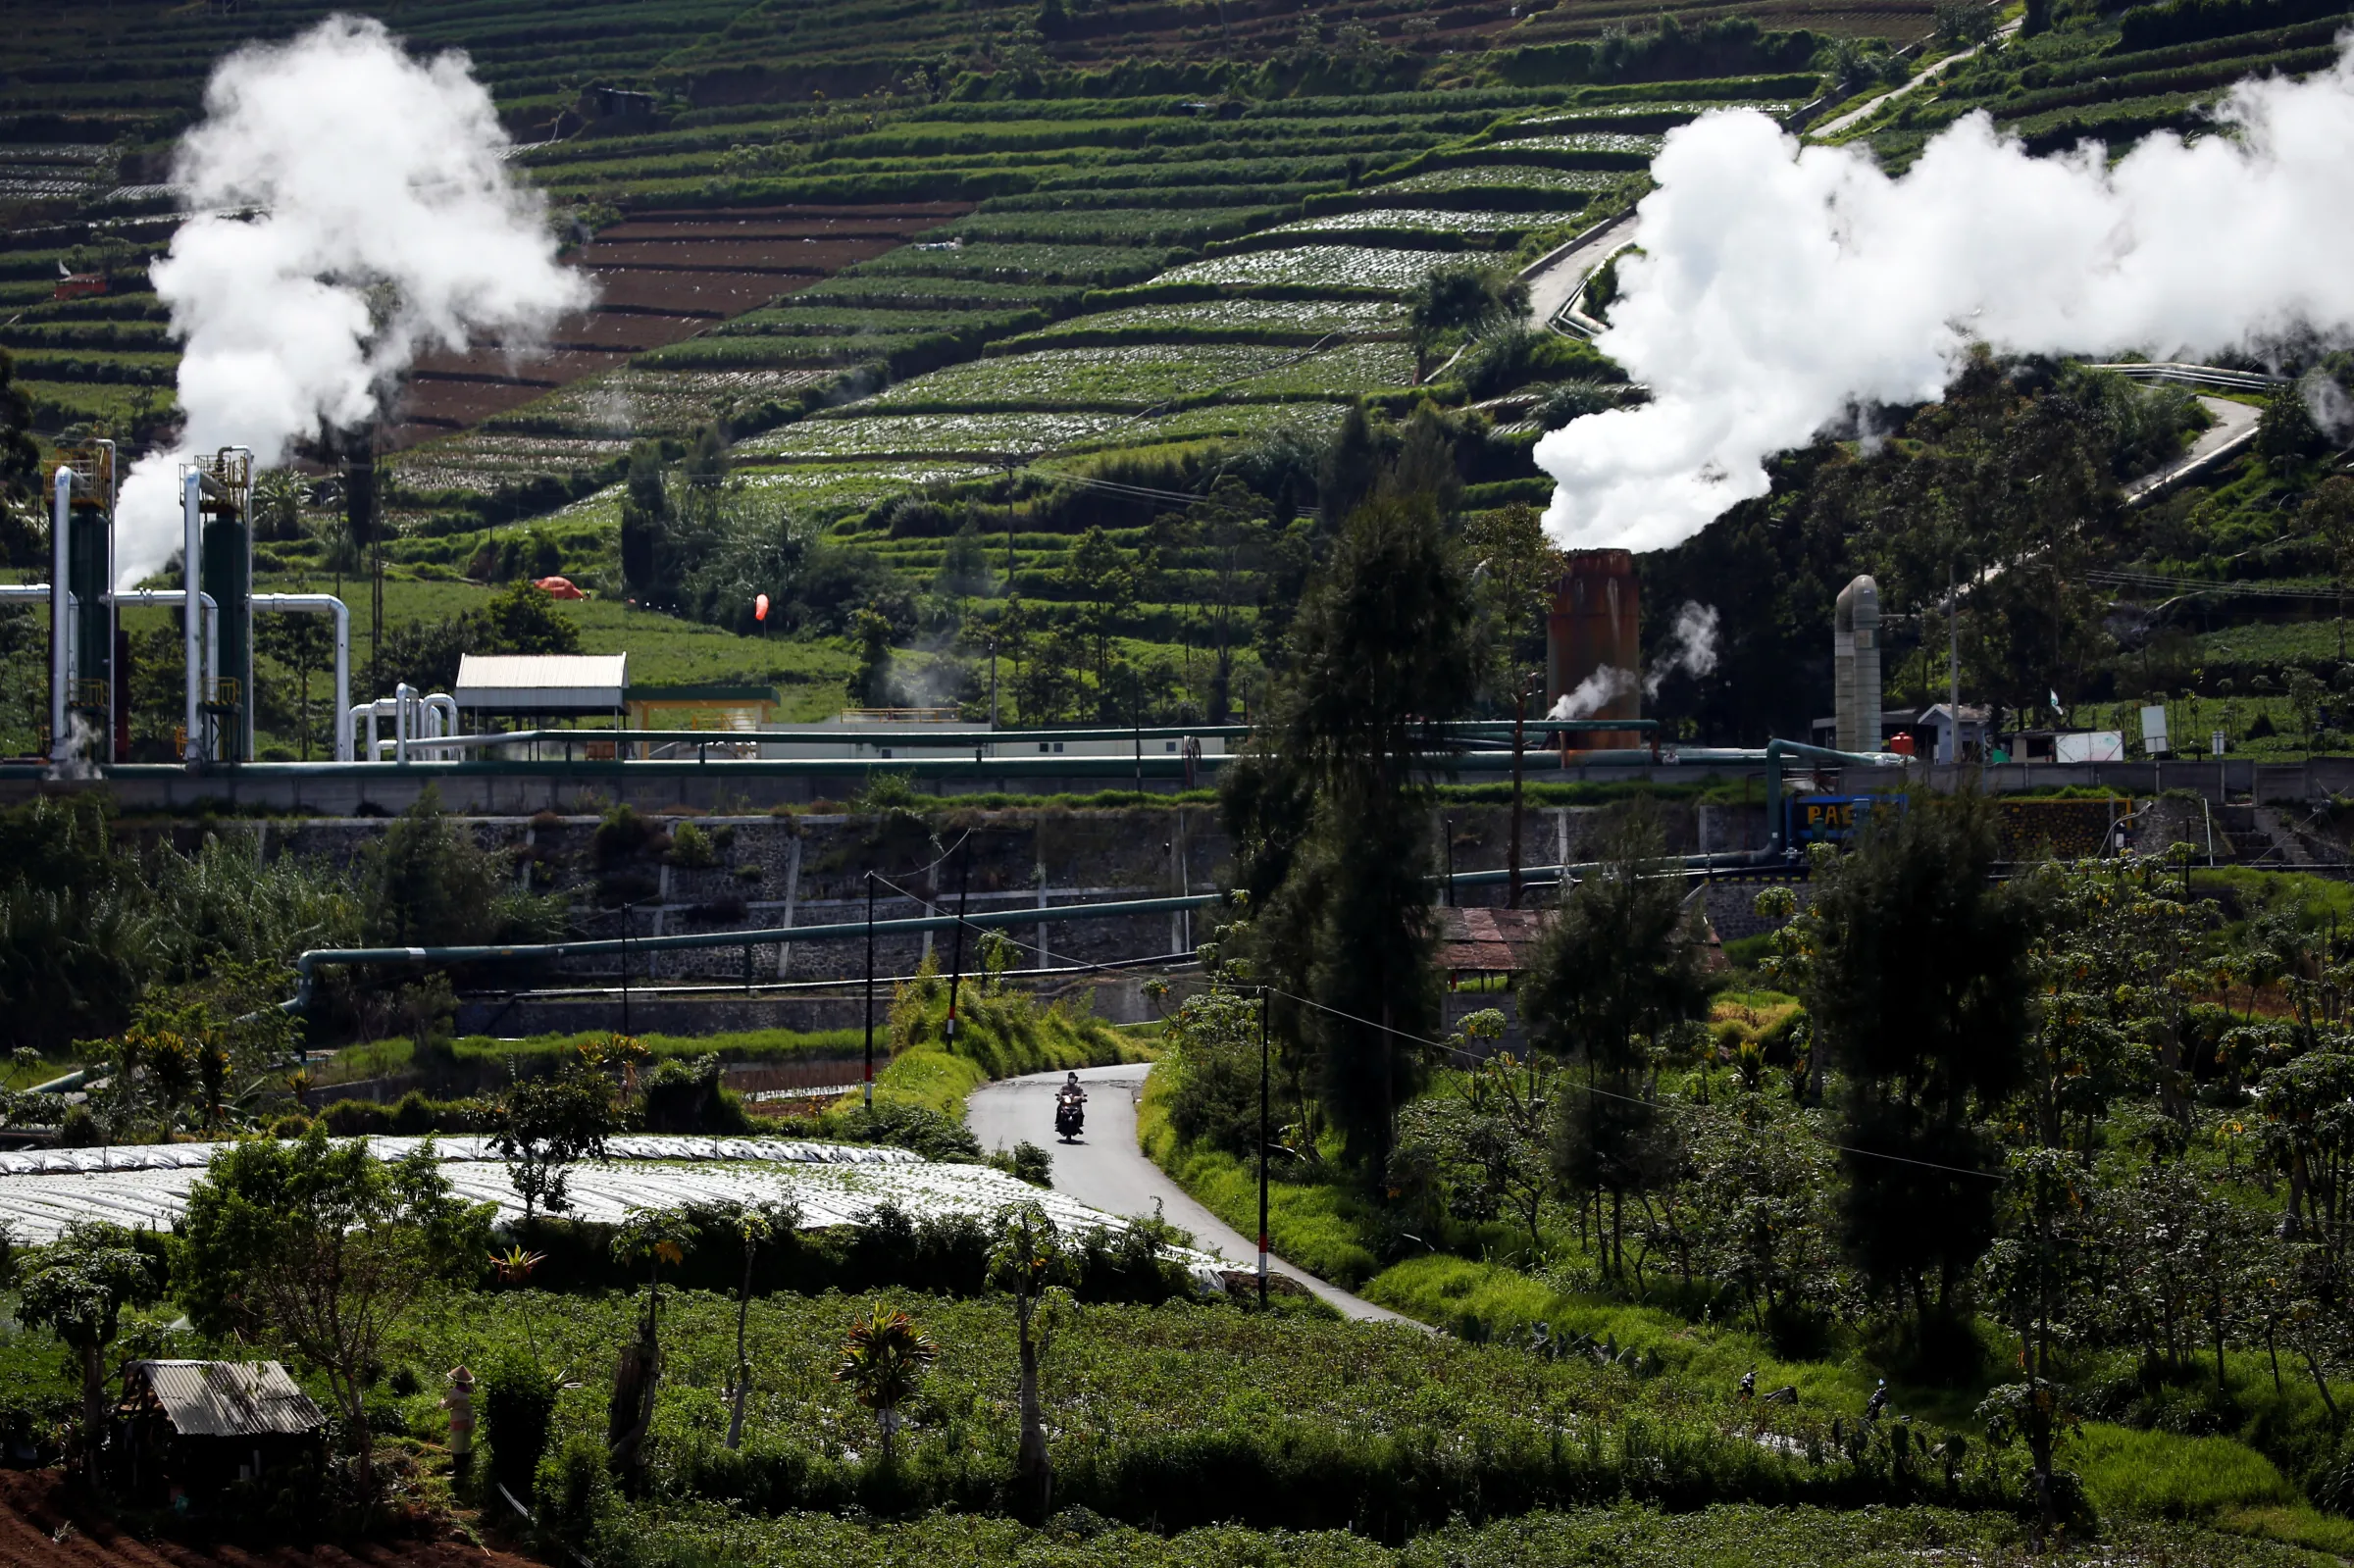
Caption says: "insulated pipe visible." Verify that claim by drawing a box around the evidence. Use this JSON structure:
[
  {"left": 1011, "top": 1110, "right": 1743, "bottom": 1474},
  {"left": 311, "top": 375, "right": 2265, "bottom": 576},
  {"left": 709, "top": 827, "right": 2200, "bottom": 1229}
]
[
  {"left": 181, "top": 469, "right": 203, "bottom": 763},
  {"left": 394, "top": 682, "right": 417, "bottom": 764},
  {"left": 49, "top": 467, "right": 73, "bottom": 763},
  {"left": 284, "top": 890, "right": 1232, "bottom": 1012},
  {"left": 425, "top": 693, "right": 457, "bottom": 738},
  {"left": 394, "top": 718, "right": 1662, "bottom": 754},
  {"left": 252, "top": 593, "right": 353, "bottom": 762},
  {"left": 110, "top": 590, "right": 220, "bottom": 721},
  {"left": 1763, "top": 737, "right": 1909, "bottom": 853},
  {"left": 277, "top": 832, "right": 1818, "bottom": 1017}
]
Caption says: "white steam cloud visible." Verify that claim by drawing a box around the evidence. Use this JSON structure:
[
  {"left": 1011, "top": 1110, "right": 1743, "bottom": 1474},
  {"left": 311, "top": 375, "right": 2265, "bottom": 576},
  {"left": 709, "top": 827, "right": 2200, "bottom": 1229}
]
[
  {"left": 115, "top": 15, "right": 590, "bottom": 585},
  {"left": 1538, "top": 40, "right": 2354, "bottom": 553},
  {"left": 1546, "top": 598, "right": 1719, "bottom": 720}
]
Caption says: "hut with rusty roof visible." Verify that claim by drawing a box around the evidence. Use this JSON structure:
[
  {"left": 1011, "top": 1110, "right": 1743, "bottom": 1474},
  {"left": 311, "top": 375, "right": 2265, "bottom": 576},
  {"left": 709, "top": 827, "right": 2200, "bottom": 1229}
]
[{"left": 112, "top": 1360, "right": 327, "bottom": 1504}]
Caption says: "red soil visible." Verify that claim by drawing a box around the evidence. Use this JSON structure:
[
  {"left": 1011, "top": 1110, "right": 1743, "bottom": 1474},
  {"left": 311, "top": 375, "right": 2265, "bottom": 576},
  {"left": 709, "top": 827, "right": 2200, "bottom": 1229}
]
[
  {"left": 384, "top": 202, "right": 966, "bottom": 450},
  {"left": 0, "top": 1471, "right": 544, "bottom": 1568},
  {"left": 581, "top": 238, "right": 899, "bottom": 273}
]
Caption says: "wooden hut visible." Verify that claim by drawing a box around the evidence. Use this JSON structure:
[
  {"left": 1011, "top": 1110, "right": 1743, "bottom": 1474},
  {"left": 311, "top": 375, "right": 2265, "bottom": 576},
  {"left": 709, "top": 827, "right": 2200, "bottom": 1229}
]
[{"left": 112, "top": 1360, "right": 327, "bottom": 1505}]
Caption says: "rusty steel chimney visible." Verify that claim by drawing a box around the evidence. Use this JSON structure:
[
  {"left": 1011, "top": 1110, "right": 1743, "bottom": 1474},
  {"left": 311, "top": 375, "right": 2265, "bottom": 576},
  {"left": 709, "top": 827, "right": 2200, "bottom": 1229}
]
[{"left": 1547, "top": 548, "right": 1642, "bottom": 749}]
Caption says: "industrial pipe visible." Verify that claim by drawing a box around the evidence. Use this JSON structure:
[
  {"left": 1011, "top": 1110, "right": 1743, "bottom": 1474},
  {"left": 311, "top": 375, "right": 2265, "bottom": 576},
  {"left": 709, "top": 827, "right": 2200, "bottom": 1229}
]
[
  {"left": 274, "top": 806, "right": 1880, "bottom": 1018},
  {"left": 11, "top": 582, "right": 222, "bottom": 766},
  {"left": 181, "top": 468, "right": 202, "bottom": 763},
  {"left": 252, "top": 594, "right": 352, "bottom": 761},
  {"left": 49, "top": 466, "right": 73, "bottom": 764},
  {"left": 391, "top": 717, "right": 1660, "bottom": 756},
  {"left": 283, "top": 889, "right": 1231, "bottom": 1012},
  {"left": 355, "top": 684, "right": 455, "bottom": 762},
  {"left": 111, "top": 591, "right": 221, "bottom": 736},
  {"left": 1763, "top": 737, "right": 1908, "bottom": 852}
]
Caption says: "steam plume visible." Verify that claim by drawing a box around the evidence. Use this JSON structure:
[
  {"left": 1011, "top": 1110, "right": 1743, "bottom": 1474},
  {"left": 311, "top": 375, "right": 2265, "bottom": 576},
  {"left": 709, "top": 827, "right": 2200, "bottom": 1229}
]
[
  {"left": 1537, "top": 40, "right": 2354, "bottom": 553},
  {"left": 1546, "top": 598, "right": 1718, "bottom": 719},
  {"left": 114, "top": 15, "right": 589, "bottom": 584}
]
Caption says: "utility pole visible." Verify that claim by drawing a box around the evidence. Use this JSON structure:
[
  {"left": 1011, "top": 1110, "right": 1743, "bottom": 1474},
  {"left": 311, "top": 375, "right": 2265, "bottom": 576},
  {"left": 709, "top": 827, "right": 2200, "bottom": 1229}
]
[
  {"left": 1257, "top": 986, "right": 1270, "bottom": 1308},
  {"left": 946, "top": 844, "right": 971, "bottom": 1044},
  {"left": 1001, "top": 457, "right": 1019, "bottom": 590},
  {"left": 619, "top": 901, "right": 634, "bottom": 1036},
  {"left": 1442, "top": 815, "right": 1456, "bottom": 907},
  {"left": 1509, "top": 671, "right": 1535, "bottom": 907},
  {"left": 863, "top": 872, "right": 876, "bottom": 1109},
  {"left": 1947, "top": 560, "right": 1961, "bottom": 766}
]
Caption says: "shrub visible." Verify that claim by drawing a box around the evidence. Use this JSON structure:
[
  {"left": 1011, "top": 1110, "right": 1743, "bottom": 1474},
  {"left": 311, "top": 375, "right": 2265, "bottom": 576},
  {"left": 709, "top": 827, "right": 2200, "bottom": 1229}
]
[
  {"left": 2117, "top": 0, "right": 2348, "bottom": 51},
  {"left": 359, "top": 785, "right": 561, "bottom": 947},
  {"left": 640, "top": 1055, "right": 748, "bottom": 1135},
  {"left": 824, "top": 1099, "right": 985, "bottom": 1160},
  {"left": 667, "top": 821, "right": 720, "bottom": 869},
  {"left": 1157, "top": 987, "right": 1264, "bottom": 1158},
  {"left": 479, "top": 1348, "right": 562, "bottom": 1503},
  {"left": 318, "top": 1090, "right": 493, "bottom": 1135},
  {"left": 1005, "top": 1139, "right": 1053, "bottom": 1187},
  {"left": 536, "top": 1432, "right": 615, "bottom": 1550},
  {"left": 593, "top": 803, "right": 659, "bottom": 868}
]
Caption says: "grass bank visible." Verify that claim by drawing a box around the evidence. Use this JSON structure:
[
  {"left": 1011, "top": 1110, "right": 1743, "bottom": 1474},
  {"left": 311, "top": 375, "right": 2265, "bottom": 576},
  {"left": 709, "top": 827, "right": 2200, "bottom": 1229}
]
[
  {"left": 1137, "top": 1067, "right": 1385, "bottom": 1286},
  {"left": 323, "top": 1026, "right": 867, "bottom": 1085},
  {"left": 861, "top": 960, "right": 1153, "bottom": 1120}
]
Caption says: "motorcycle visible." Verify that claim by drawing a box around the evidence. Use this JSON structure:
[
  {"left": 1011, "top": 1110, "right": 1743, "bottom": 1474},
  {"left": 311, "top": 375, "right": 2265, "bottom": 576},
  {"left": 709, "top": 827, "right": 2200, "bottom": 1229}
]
[{"left": 1054, "top": 1093, "right": 1085, "bottom": 1142}]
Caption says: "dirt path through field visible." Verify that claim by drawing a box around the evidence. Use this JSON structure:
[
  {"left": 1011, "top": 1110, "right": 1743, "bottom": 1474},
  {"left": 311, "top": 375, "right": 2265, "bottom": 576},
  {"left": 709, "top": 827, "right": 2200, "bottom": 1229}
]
[
  {"left": 966, "top": 1062, "right": 1422, "bottom": 1327},
  {"left": 0, "top": 1470, "right": 541, "bottom": 1568}
]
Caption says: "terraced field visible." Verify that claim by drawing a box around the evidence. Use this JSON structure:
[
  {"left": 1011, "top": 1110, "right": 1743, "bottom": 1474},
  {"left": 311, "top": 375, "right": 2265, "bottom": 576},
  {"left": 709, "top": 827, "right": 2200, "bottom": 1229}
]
[
  {"left": 378, "top": 80, "right": 1696, "bottom": 523},
  {"left": 1831, "top": 10, "right": 2354, "bottom": 166},
  {"left": 18, "top": 0, "right": 2333, "bottom": 741},
  {"left": 391, "top": 204, "right": 967, "bottom": 449}
]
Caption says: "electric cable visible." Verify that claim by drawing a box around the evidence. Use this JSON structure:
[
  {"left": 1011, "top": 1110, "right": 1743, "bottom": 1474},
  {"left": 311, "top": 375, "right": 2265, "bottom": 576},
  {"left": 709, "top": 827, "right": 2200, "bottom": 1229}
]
[{"left": 868, "top": 869, "right": 2013, "bottom": 1185}]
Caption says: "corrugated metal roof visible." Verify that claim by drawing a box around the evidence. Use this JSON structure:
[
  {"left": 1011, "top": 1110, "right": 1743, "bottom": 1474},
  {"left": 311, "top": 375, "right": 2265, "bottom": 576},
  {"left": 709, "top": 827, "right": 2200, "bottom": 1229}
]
[
  {"left": 1435, "top": 906, "right": 1552, "bottom": 973},
  {"left": 454, "top": 653, "right": 627, "bottom": 692},
  {"left": 127, "top": 1361, "right": 327, "bottom": 1438}
]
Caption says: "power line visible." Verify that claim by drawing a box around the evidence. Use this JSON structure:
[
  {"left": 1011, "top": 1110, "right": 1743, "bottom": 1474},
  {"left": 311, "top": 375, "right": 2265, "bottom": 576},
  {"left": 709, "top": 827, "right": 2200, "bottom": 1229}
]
[
  {"left": 2086, "top": 569, "right": 2342, "bottom": 602},
  {"left": 872, "top": 865, "right": 2009, "bottom": 1187},
  {"left": 1257, "top": 981, "right": 2010, "bottom": 1184}
]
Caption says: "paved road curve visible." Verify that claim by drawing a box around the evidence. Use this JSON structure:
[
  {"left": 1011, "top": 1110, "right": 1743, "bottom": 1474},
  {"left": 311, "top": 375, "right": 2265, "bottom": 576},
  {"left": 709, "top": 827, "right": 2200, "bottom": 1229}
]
[
  {"left": 1521, "top": 213, "right": 1634, "bottom": 331},
  {"left": 966, "top": 1062, "right": 1421, "bottom": 1326},
  {"left": 1812, "top": 22, "right": 2022, "bottom": 141}
]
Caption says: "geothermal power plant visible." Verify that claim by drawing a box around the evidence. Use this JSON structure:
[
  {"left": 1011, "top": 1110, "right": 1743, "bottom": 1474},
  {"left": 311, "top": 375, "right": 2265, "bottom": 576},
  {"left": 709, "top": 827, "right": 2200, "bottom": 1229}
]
[
  {"left": 25, "top": 445, "right": 353, "bottom": 768},
  {"left": 7, "top": 461, "right": 1908, "bottom": 820}
]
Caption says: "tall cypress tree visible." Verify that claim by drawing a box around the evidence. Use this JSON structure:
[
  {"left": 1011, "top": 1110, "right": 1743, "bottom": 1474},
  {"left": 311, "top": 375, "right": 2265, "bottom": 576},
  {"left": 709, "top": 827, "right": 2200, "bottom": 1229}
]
[
  {"left": 1523, "top": 806, "right": 1710, "bottom": 1279},
  {"left": 1808, "top": 791, "right": 2037, "bottom": 1321},
  {"left": 1226, "top": 483, "right": 1474, "bottom": 1178}
]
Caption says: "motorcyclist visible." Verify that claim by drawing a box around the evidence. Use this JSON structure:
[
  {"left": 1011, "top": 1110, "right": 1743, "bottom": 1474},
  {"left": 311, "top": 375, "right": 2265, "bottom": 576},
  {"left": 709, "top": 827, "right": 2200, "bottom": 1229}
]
[{"left": 1054, "top": 1073, "right": 1087, "bottom": 1139}]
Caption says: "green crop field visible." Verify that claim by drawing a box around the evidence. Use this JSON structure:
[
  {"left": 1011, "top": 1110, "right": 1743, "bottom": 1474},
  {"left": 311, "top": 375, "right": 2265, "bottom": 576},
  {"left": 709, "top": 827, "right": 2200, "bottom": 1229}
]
[
  {"left": 4, "top": 0, "right": 2339, "bottom": 745},
  {"left": 998, "top": 297, "right": 1409, "bottom": 348}
]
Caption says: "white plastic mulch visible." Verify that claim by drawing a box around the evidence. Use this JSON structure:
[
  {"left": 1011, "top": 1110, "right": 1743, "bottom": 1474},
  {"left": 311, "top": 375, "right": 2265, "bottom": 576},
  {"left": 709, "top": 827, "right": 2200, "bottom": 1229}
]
[{"left": 0, "top": 1136, "right": 1221, "bottom": 1271}]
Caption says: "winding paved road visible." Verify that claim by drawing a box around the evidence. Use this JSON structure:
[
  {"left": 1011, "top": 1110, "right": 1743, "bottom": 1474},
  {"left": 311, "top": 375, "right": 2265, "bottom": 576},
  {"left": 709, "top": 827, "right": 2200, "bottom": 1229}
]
[
  {"left": 2124, "top": 394, "right": 2262, "bottom": 504},
  {"left": 1811, "top": 22, "right": 2021, "bottom": 141},
  {"left": 1521, "top": 214, "right": 1634, "bottom": 331},
  {"left": 966, "top": 1062, "right": 1420, "bottom": 1326}
]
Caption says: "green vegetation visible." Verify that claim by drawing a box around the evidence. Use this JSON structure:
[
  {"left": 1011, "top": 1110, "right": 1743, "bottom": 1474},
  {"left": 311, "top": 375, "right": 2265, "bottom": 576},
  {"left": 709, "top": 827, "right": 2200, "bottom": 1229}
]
[
  {"left": 1151, "top": 770, "right": 2354, "bottom": 1554},
  {"left": 855, "top": 955, "right": 1148, "bottom": 1122}
]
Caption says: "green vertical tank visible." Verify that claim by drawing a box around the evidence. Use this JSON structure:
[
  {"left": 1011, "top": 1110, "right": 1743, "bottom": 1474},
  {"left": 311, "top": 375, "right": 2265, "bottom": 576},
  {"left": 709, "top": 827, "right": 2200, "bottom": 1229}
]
[
  {"left": 60, "top": 445, "right": 114, "bottom": 733},
  {"left": 196, "top": 449, "right": 254, "bottom": 763}
]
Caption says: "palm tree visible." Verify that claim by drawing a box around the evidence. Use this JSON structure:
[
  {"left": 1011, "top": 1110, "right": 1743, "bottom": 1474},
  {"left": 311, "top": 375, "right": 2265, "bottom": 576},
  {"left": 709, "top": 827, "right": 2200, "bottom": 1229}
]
[
  {"left": 832, "top": 1306, "right": 939, "bottom": 1466},
  {"left": 488, "top": 1244, "right": 547, "bottom": 1362}
]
